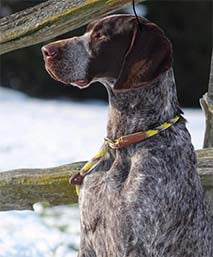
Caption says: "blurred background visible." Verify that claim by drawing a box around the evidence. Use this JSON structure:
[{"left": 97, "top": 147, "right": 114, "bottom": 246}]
[
  {"left": 1, "top": 0, "right": 212, "bottom": 107},
  {"left": 0, "top": 1, "right": 212, "bottom": 257}
]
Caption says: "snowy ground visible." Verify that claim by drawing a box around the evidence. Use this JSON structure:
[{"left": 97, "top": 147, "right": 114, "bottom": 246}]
[
  {"left": 0, "top": 87, "right": 205, "bottom": 257},
  {"left": 0, "top": 87, "right": 108, "bottom": 172}
]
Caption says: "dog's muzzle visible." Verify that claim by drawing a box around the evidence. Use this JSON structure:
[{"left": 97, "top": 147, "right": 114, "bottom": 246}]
[{"left": 42, "top": 39, "right": 91, "bottom": 86}]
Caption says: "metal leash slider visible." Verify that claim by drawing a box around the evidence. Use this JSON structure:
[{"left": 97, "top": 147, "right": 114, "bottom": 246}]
[{"left": 104, "top": 137, "right": 120, "bottom": 149}]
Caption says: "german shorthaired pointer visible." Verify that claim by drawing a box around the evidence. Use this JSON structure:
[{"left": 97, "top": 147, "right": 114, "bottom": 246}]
[{"left": 42, "top": 15, "right": 212, "bottom": 257}]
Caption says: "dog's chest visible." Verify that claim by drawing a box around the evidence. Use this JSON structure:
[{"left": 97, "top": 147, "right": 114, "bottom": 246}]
[
  {"left": 78, "top": 163, "right": 134, "bottom": 246},
  {"left": 79, "top": 171, "right": 117, "bottom": 231},
  {"left": 79, "top": 176, "right": 137, "bottom": 256}
]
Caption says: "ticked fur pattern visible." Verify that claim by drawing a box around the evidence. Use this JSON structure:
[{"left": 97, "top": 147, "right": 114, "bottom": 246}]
[
  {"left": 78, "top": 69, "right": 212, "bottom": 257},
  {"left": 42, "top": 15, "right": 212, "bottom": 257}
]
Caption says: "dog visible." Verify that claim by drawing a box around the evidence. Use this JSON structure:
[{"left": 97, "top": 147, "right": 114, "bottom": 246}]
[{"left": 42, "top": 14, "right": 212, "bottom": 257}]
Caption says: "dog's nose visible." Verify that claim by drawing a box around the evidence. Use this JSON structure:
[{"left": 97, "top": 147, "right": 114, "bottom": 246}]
[{"left": 42, "top": 45, "right": 58, "bottom": 58}]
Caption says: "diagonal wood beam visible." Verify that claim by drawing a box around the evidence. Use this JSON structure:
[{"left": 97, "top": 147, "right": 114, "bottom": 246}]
[{"left": 0, "top": 0, "right": 145, "bottom": 55}]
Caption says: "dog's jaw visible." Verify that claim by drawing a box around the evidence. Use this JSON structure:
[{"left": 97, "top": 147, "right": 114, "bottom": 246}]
[{"left": 70, "top": 80, "right": 92, "bottom": 89}]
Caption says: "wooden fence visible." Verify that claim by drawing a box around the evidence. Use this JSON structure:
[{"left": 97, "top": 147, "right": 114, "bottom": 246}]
[{"left": 0, "top": 0, "right": 212, "bottom": 229}]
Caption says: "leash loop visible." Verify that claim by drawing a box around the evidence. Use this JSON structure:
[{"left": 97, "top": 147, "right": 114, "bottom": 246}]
[{"left": 69, "top": 173, "right": 84, "bottom": 185}]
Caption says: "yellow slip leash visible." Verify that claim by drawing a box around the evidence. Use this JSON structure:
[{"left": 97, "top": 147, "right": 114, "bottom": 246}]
[
  {"left": 69, "top": 115, "right": 180, "bottom": 195},
  {"left": 69, "top": 143, "right": 109, "bottom": 195}
]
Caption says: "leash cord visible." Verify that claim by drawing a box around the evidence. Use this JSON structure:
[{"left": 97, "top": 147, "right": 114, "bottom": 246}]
[
  {"left": 132, "top": 0, "right": 143, "bottom": 32},
  {"left": 70, "top": 115, "right": 181, "bottom": 195}
]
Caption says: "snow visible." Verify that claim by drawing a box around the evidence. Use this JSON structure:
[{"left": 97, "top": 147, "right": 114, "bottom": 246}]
[
  {"left": 0, "top": 87, "right": 205, "bottom": 257},
  {"left": 0, "top": 207, "right": 80, "bottom": 257},
  {"left": 0, "top": 87, "right": 108, "bottom": 171}
]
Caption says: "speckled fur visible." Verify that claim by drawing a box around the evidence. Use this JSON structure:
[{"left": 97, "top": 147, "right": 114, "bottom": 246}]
[
  {"left": 78, "top": 69, "right": 212, "bottom": 257},
  {"left": 42, "top": 15, "right": 212, "bottom": 257}
]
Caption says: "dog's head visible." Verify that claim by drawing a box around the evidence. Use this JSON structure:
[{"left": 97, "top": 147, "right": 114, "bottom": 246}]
[{"left": 42, "top": 14, "right": 172, "bottom": 91}]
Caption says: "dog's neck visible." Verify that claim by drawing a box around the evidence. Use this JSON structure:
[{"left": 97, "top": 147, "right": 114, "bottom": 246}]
[{"left": 103, "top": 68, "right": 181, "bottom": 140}]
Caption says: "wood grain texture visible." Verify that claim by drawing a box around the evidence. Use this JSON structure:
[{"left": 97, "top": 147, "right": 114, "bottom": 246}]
[{"left": 0, "top": 162, "right": 85, "bottom": 211}]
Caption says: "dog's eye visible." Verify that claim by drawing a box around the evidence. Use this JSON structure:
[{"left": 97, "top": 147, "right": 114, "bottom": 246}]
[{"left": 93, "top": 32, "right": 107, "bottom": 41}]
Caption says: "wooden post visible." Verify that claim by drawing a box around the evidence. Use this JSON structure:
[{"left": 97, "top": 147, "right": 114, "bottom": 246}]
[{"left": 200, "top": 50, "right": 213, "bottom": 148}]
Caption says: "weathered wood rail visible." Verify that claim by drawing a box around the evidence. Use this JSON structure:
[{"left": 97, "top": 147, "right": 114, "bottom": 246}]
[
  {"left": 0, "top": 148, "right": 213, "bottom": 212},
  {"left": 0, "top": 162, "right": 84, "bottom": 211},
  {"left": 0, "top": 0, "right": 144, "bottom": 55}
]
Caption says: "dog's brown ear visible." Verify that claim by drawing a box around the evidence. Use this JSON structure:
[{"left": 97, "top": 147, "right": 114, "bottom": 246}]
[{"left": 113, "top": 21, "right": 173, "bottom": 91}]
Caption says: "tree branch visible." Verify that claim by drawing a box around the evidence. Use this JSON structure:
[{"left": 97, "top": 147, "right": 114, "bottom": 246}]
[
  {"left": 0, "top": 0, "right": 144, "bottom": 55},
  {"left": 0, "top": 148, "right": 213, "bottom": 211}
]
